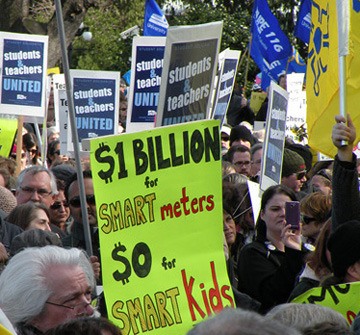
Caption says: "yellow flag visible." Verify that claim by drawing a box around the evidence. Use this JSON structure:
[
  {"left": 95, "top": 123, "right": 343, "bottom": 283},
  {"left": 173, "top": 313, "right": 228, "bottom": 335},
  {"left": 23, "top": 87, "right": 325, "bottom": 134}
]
[{"left": 306, "top": 1, "right": 360, "bottom": 157}]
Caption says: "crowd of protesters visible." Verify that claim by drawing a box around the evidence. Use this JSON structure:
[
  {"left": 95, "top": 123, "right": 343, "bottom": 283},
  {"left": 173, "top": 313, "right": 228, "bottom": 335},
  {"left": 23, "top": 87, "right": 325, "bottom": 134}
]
[{"left": 1, "top": 80, "right": 360, "bottom": 335}]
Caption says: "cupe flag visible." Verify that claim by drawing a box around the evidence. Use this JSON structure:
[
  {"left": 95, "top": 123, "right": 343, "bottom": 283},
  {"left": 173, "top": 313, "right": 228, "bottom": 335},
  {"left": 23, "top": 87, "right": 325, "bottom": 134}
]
[
  {"left": 294, "top": 0, "right": 312, "bottom": 44},
  {"left": 306, "top": 0, "right": 360, "bottom": 157},
  {"left": 143, "top": 0, "right": 169, "bottom": 36},
  {"left": 251, "top": 0, "right": 292, "bottom": 63}
]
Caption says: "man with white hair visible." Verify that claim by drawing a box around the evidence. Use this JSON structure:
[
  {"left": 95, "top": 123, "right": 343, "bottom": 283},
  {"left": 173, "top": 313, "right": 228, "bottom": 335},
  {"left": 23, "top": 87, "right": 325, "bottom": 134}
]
[{"left": 0, "top": 246, "right": 96, "bottom": 334}]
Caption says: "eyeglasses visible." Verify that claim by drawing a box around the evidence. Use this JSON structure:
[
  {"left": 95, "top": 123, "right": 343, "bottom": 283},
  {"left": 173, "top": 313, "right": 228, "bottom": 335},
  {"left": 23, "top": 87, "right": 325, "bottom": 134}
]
[
  {"left": 20, "top": 186, "right": 52, "bottom": 197},
  {"left": 50, "top": 200, "right": 69, "bottom": 210},
  {"left": 69, "top": 194, "right": 96, "bottom": 208},
  {"left": 295, "top": 171, "right": 307, "bottom": 180},
  {"left": 301, "top": 214, "right": 316, "bottom": 225},
  {"left": 46, "top": 295, "right": 99, "bottom": 317},
  {"left": 234, "top": 160, "right": 251, "bottom": 167}
]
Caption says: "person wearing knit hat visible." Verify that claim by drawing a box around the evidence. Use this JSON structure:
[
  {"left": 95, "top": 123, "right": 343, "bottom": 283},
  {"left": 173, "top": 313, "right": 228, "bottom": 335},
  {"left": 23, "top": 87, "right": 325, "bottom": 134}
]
[
  {"left": 221, "top": 124, "right": 232, "bottom": 156},
  {"left": 281, "top": 148, "right": 307, "bottom": 194},
  {"left": 327, "top": 220, "right": 360, "bottom": 281},
  {"left": 230, "top": 125, "right": 255, "bottom": 148},
  {"left": 0, "top": 186, "right": 17, "bottom": 216}
]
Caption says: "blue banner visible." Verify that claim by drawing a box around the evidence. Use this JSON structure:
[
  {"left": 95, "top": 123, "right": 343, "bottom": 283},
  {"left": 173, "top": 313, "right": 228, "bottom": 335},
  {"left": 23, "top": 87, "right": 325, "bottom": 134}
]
[
  {"left": 131, "top": 45, "right": 165, "bottom": 123},
  {"left": 73, "top": 78, "right": 117, "bottom": 142},
  {"left": 143, "top": 0, "right": 169, "bottom": 36},
  {"left": 1, "top": 39, "right": 44, "bottom": 106},
  {"left": 294, "top": 0, "right": 312, "bottom": 44},
  {"left": 251, "top": 0, "right": 292, "bottom": 63}
]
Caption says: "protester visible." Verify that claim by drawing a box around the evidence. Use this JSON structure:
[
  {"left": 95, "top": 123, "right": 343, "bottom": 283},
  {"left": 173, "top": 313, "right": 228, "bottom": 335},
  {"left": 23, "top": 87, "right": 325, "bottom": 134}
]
[
  {"left": 221, "top": 124, "right": 232, "bottom": 156},
  {"left": 9, "top": 229, "right": 62, "bottom": 256},
  {"left": 0, "top": 186, "right": 17, "bottom": 215},
  {"left": 16, "top": 165, "right": 58, "bottom": 208},
  {"left": 266, "top": 303, "right": 349, "bottom": 333},
  {"left": 229, "top": 125, "right": 255, "bottom": 148},
  {"left": 22, "top": 132, "right": 41, "bottom": 166},
  {"left": 226, "top": 145, "right": 252, "bottom": 177},
  {"left": 308, "top": 169, "right": 333, "bottom": 195},
  {"left": 6, "top": 202, "right": 51, "bottom": 232},
  {"left": 250, "top": 142, "right": 263, "bottom": 182},
  {"left": 289, "top": 220, "right": 332, "bottom": 301},
  {"left": 281, "top": 148, "right": 307, "bottom": 198},
  {"left": 63, "top": 170, "right": 99, "bottom": 258},
  {"left": 0, "top": 246, "right": 96, "bottom": 335},
  {"left": 48, "top": 180, "right": 71, "bottom": 235},
  {"left": 186, "top": 308, "right": 301, "bottom": 335},
  {"left": 300, "top": 192, "right": 332, "bottom": 246},
  {"left": 324, "top": 114, "right": 360, "bottom": 286},
  {"left": 45, "top": 317, "right": 121, "bottom": 335},
  {"left": 236, "top": 184, "right": 306, "bottom": 313}
]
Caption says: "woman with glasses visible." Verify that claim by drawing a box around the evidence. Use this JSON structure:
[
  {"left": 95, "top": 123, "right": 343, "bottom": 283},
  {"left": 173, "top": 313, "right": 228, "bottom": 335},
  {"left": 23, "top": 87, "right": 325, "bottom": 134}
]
[
  {"left": 236, "top": 184, "right": 307, "bottom": 313},
  {"left": 300, "top": 192, "right": 332, "bottom": 246},
  {"left": 23, "top": 132, "right": 42, "bottom": 167}
]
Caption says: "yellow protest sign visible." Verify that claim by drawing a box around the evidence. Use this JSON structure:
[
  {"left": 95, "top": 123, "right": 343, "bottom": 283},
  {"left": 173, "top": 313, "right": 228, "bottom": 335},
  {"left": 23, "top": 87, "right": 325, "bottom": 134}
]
[
  {"left": 291, "top": 282, "right": 360, "bottom": 325},
  {"left": 249, "top": 91, "right": 267, "bottom": 114},
  {"left": 90, "top": 120, "right": 234, "bottom": 335},
  {"left": 0, "top": 118, "right": 17, "bottom": 157}
]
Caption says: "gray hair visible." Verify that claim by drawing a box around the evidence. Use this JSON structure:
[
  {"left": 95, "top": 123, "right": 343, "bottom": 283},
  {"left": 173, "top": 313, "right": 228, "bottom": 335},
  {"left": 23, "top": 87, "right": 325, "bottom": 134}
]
[
  {"left": 16, "top": 165, "right": 58, "bottom": 195},
  {"left": 265, "top": 303, "right": 348, "bottom": 332},
  {"left": 187, "top": 308, "right": 302, "bottom": 335},
  {"left": 0, "top": 246, "right": 95, "bottom": 325}
]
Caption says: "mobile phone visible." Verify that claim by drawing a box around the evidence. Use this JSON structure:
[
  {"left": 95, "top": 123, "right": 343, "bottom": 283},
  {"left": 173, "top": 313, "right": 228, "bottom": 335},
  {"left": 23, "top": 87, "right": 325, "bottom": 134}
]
[{"left": 285, "top": 201, "right": 300, "bottom": 230}]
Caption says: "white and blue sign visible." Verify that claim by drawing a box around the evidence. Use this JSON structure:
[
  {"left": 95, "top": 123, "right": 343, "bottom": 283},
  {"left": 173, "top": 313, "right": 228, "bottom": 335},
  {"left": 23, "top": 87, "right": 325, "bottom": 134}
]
[
  {"left": 71, "top": 70, "right": 120, "bottom": 145},
  {"left": 213, "top": 50, "right": 240, "bottom": 125},
  {"left": 132, "top": 46, "right": 164, "bottom": 122},
  {"left": 0, "top": 32, "right": 48, "bottom": 118},
  {"left": 126, "top": 37, "right": 165, "bottom": 133}
]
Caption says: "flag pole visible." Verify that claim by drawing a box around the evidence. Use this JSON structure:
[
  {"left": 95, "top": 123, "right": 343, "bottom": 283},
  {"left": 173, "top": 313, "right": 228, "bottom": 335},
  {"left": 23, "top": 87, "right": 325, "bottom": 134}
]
[
  {"left": 243, "top": 35, "right": 252, "bottom": 95},
  {"left": 54, "top": 0, "right": 93, "bottom": 256},
  {"left": 336, "top": 0, "right": 349, "bottom": 146}
]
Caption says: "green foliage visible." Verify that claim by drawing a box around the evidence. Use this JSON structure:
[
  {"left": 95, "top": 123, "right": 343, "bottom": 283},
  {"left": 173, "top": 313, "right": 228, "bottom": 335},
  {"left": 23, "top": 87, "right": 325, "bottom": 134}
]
[{"left": 70, "top": 0, "right": 305, "bottom": 90}]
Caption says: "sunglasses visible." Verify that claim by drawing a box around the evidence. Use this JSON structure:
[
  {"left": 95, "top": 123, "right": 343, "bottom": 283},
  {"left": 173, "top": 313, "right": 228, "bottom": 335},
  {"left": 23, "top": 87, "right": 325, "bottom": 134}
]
[
  {"left": 301, "top": 214, "right": 316, "bottom": 225},
  {"left": 50, "top": 201, "right": 69, "bottom": 210},
  {"left": 69, "top": 195, "right": 96, "bottom": 208},
  {"left": 29, "top": 149, "right": 38, "bottom": 154},
  {"left": 54, "top": 150, "right": 61, "bottom": 155},
  {"left": 295, "top": 171, "right": 307, "bottom": 180},
  {"left": 221, "top": 136, "right": 230, "bottom": 142}
]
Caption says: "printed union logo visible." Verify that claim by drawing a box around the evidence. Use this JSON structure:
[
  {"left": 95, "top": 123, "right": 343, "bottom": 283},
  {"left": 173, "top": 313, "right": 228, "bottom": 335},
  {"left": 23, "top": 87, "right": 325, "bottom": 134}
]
[
  {"left": 354, "top": 0, "right": 360, "bottom": 12},
  {"left": 149, "top": 14, "right": 169, "bottom": 29},
  {"left": 308, "top": 1, "right": 330, "bottom": 97}
]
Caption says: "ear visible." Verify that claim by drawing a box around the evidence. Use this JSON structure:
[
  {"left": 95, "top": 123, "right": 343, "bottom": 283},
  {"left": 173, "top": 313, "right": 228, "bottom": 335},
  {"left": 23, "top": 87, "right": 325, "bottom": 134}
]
[{"left": 260, "top": 209, "right": 265, "bottom": 221}]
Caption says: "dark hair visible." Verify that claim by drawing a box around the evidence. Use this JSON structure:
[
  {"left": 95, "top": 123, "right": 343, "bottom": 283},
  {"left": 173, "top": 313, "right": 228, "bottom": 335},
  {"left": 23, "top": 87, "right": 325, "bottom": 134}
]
[
  {"left": 6, "top": 202, "right": 50, "bottom": 230},
  {"left": 306, "top": 220, "right": 332, "bottom": 279},
  {"left": 45, "top": 317, "right": 121, "bottom": 335},
  {"left": 64, "top": 169, "right": 92, "bottom": 201},
  {"left": 256, "top": 185, "right": 297, "bottom": 242},
  {"left": 227, "top": 144, "right": 251, "bottom": 163},
  {"left": 46, "top": 140, "right": 60, "bottom": 165},
  {"left": 23, "top": 132, "right": 39, "bottom": 165}
]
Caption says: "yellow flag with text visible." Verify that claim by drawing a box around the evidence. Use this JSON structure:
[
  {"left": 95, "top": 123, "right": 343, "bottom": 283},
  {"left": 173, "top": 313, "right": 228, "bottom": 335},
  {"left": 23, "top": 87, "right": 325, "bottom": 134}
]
[{"left": 306, "top": 1, "right": 360, "bottom": 157}]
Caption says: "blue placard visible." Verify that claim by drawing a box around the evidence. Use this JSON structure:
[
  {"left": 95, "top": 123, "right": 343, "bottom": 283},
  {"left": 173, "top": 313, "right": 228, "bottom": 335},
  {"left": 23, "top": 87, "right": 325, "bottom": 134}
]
[
  {"left": 131, "top": 45, "right": 164, "bottom": 123},
  {"left": 213, "top": 58, "right": 238, "bottom": 123},
  {"left": 73, "top": 77, "right": 117, "bottom": 142},
  {"left": 1, "top": 39, "right": 44, "bottom": 106}
]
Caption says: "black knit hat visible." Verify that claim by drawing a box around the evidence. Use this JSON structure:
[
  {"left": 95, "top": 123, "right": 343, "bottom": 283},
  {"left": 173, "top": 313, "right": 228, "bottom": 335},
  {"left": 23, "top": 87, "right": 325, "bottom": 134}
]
[
  {"left": 282, "top": 148, "right": 306, "bottom": 177},
  {"left": 327, "top": 220, "right": 360, "bottom": 278},
  {"left": 230, "top": 125, "right": 254, "bottom": 146}
]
